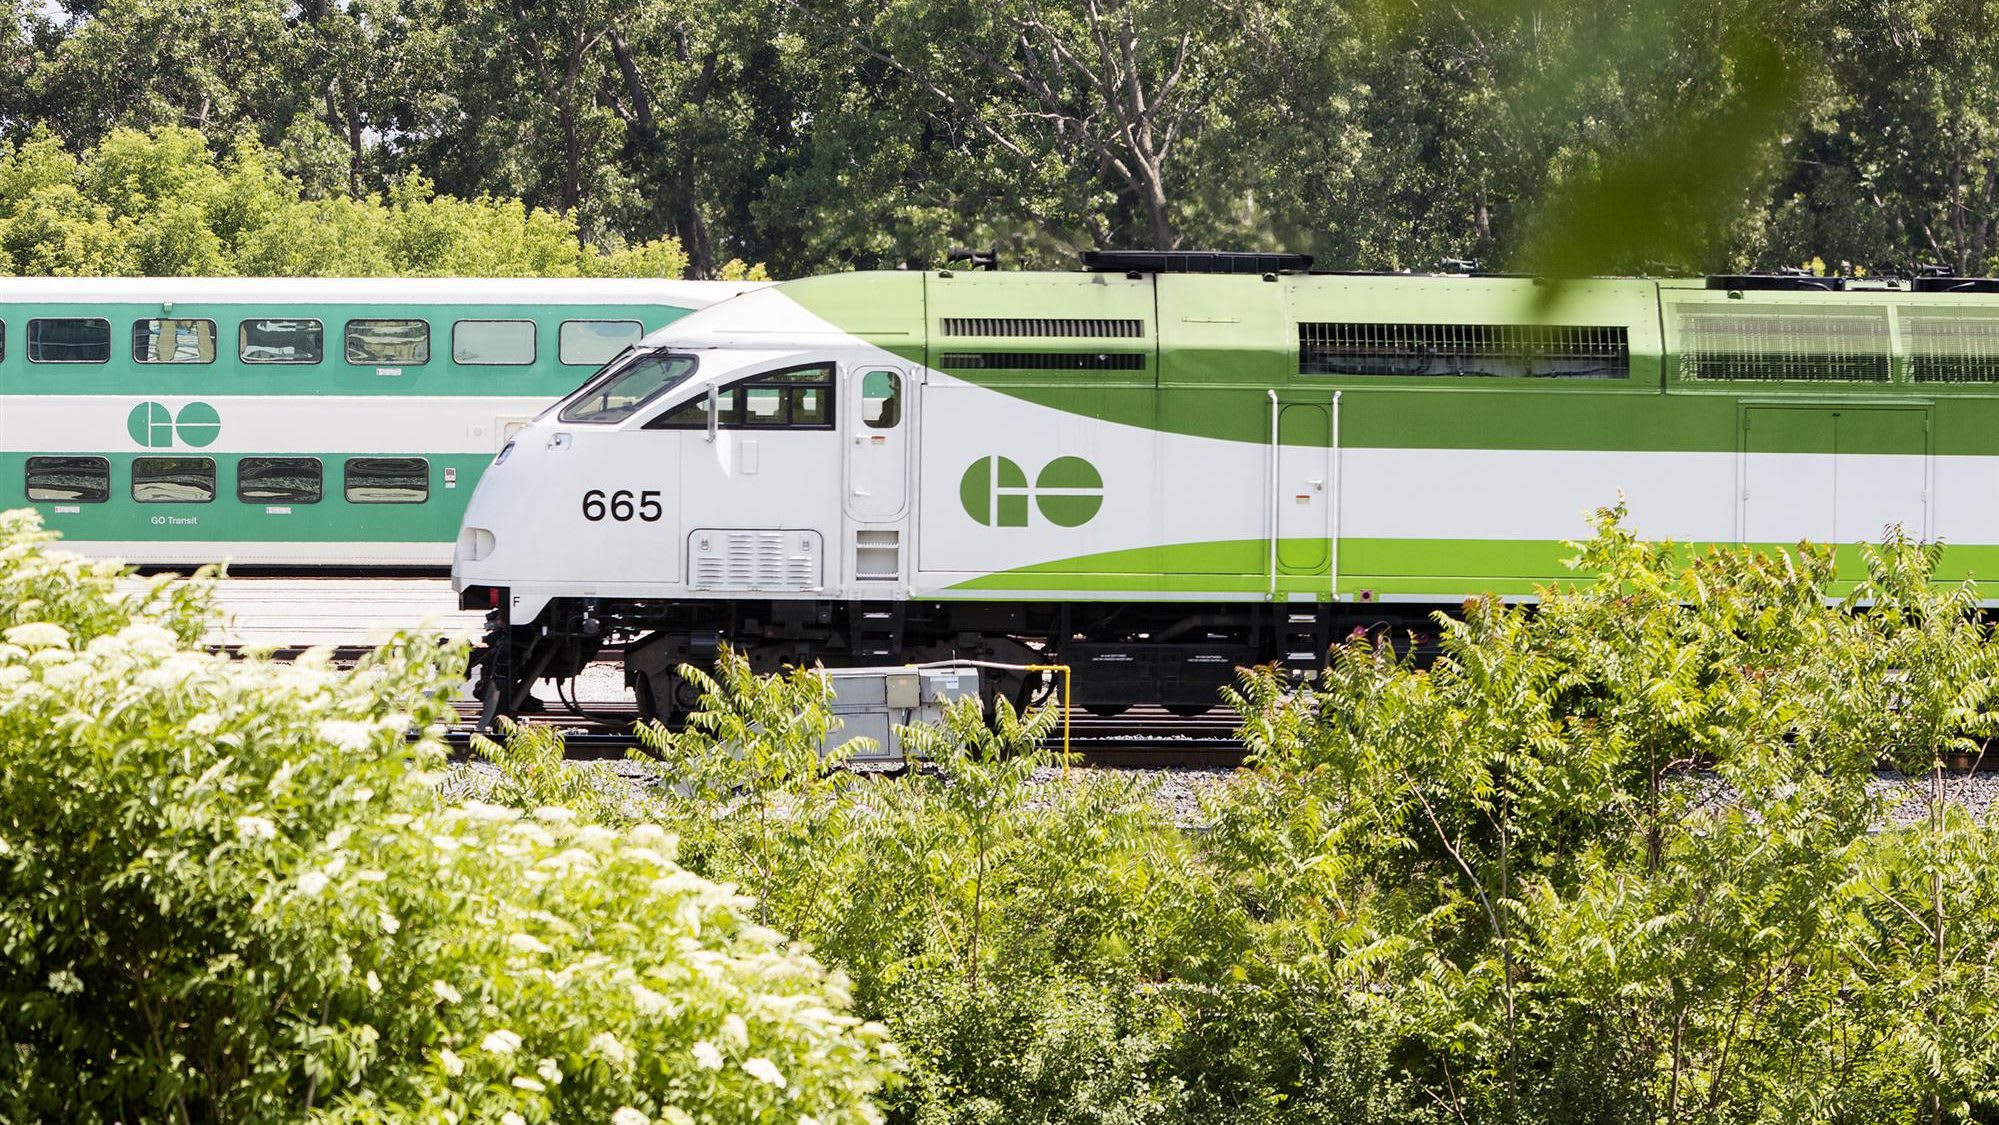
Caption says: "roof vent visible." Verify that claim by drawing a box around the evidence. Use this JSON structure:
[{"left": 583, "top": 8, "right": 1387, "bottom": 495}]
[
  {"left": 1081, "top": 250, "right": 1312, "bottom": 275},
  {"left": 1706, "top": 273, "right": 1846, "bottom": 292},
  {"left": 1911, "top": 276, "right": 1999, "bottom": 294}
]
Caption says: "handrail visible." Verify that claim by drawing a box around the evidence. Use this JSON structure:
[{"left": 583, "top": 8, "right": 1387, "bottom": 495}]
[
  {"left": 1267, "top": 389, "right": 1280, "bottom": 597},
  {"left": 1330, "top": 390, "right": 1343, "bottom": 598}
]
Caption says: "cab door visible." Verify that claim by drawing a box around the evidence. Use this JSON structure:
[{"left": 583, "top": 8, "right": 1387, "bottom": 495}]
[
  {"left": 845, "top": 368, "right": 908, "bottom": 519},
  {"left": 843, "top": 367, "right": 911, "bottom": 585}
]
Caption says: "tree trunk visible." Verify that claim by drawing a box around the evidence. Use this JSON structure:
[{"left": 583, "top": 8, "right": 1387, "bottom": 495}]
[{"left": 609, "top": 31, "right": 655, "bottom": 140}]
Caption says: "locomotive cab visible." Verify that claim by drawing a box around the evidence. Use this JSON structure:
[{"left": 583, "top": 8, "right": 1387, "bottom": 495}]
[{"left": 453, "top": 280, "right": 922, "bottom": 719}]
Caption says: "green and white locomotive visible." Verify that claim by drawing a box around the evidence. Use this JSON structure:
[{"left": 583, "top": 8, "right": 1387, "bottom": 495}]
[
  {"left": 453, "top": 251, "right": 1998, "bottom": 718},
  {"left": 0, "top": 276, "right": 755, "bottom": 566}
]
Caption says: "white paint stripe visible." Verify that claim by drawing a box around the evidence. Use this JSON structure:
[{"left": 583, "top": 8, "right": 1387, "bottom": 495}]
[
  {"left": 0, "top": 396, "right": 551, "bottom": 455},
  {"left": 61, "top": 540, "right": 452, "bottom": 566}
]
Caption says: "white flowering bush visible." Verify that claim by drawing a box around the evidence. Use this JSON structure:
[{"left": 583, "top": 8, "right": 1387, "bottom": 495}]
[{"left": 0, "top": 510, "right": 893, "bottom": 1123}]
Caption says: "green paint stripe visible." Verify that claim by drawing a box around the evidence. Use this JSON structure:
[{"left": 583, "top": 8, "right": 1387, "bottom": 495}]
[{"left": 950, "top": 537, "right": 1999, "bottom": 597}]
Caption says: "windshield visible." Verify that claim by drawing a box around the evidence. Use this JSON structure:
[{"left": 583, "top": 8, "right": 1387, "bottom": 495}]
[{"left": 558, "top": 350, "right": 699, "bottom": 424}]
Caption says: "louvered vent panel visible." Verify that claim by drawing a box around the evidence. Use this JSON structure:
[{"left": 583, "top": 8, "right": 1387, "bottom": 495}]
[
  {"left": 937, "top": 352, "right": 1146, "bottom": 371},
  {"left": 1297, "top": 322, "right": 1629, "bottom": 378},
  {"left": 1906, "top": 312, "right": 1999, "bottom": 382},
  {"left": 940, "top": 317, "right": 1144, "bottom": 338},
  {"left": 689, "top": 530, "right": 822, "bottom": 591},
  {"left": 1678, "top": 306, "right": 1890, "bottom": 382}
]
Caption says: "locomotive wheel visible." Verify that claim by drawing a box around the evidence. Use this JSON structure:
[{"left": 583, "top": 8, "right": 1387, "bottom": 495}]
[
  {"left": 1086, "top": 704, "right": 1129, "bottom": 718},
  {"left": 634, "top": 668, "right": 705, "bottom": 728},
  {"left": 1165, "top": 703, "right": 1213, "bottom": 718},
  {"left": 634, "top": 675, "right": 662, "bottom": 725},
  {"left": 978, "top": 670, "right": 1029, "bottom": 720}
]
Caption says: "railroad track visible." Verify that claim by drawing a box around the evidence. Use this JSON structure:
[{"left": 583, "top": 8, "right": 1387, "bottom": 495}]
[{"left": 446, "top": 701, "right": 1249, "bottom": 769}]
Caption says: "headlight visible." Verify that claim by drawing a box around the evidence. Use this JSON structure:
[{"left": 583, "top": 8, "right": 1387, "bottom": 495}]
[
  {"left": 458, "top": 526, "right": 496, "bottom": 561},
  {"left": 494, "top": 440, "right": 516, "bottom": 465}
]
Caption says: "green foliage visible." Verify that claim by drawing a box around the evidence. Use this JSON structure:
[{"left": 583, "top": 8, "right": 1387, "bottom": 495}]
[
  {"left": 45, "top": 493, "right": 1999, "bottom": 1122},
  {"left": 1217, "top": 506, "right": 1999, "bottom": 1122},
  {"left": 0, "top": 125, "right": 695, "bottom": 278},
  {"left": 10, "top": 0, "right": 1999, "bottom": 274},
  {"left": 0, "top": 509, "right": 892, "bottom": 1122}
]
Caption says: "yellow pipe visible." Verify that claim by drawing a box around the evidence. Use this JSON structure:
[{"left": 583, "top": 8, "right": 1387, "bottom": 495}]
[{"left": 1024, "top": 664, "right": 1073, "bottom": 780}]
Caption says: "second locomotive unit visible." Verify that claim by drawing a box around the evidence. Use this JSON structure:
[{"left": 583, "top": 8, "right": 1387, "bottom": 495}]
[{"left": 455, "top": 251, "right": 1995, "bottom": 719}]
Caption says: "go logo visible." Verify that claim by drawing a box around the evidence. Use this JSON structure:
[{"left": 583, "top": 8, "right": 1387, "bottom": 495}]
[
  {"left": 127, "top": 401, "right": 220, "bottom": 448},
  {"left": 960, "top": 455, "right": 1104, "bottom": 528}
]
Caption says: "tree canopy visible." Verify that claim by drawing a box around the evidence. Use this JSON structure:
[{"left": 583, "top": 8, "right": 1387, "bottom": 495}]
[{"left": 5, "top": 0, "right": 1998, "bottom": 277}]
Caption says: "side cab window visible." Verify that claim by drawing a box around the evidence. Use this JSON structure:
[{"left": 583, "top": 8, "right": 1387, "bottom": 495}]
[{"left": 647, "top": 363, "right": 836, "bottom": 430}]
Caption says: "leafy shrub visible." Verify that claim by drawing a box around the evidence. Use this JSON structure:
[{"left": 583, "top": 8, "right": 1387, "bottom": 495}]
[
  {"left": 0, "top": 509, "right": 893, "bottom": 1122},
  {"left": 460, "top": 508, "right": 1999, "bottom": 1124},
  {"left": 1216, "top": 508, "right": 1999, "bottom": 1122}
]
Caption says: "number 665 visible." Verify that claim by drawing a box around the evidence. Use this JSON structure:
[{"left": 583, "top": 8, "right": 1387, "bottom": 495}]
[{"left": 581, "top": 489, "right": 662, "bottom": 522}]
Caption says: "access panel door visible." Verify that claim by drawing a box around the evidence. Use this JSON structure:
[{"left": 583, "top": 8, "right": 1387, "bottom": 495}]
[
  {"left": 1276, "top": 404, "right": 1332, "bottom": 572},
  {"left": 1742, "top": 405, "right": 1928, "bottom": 545},
  {"left": 1834, "top": 407, "right": 1929, "bottom": 543},
  {"left": 1743, "top": 407, "right": 1836, "bottom": 544}
]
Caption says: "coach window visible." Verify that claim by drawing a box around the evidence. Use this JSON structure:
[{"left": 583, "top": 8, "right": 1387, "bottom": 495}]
[
  {"left": 240, "top": 319, "right": 324, "bottom": 364},
  {"left": 454, "top": 319, "right": 537, "bottom": 366},
  {"left": 861, "top": 370, "right": 901, "bottom": 427},
  {"left": 650, "top": 363, "right": 837, "bottom": 430},
  {"left": 560, "top": 319, "right": 643, "bottom": 365},
  {"left": 26, "top": 318, "right": 110, "bottom": 363},
  {"left": 0, "top": 320, "right": 7, "bottom": 362},
  {"left": 238, "top": 457, "right": 322, "bottom": 504},
  {"left": 345, "top": 319, "right": 429, "bottom": 365},
  {"left": 25, "top": 456, "right": 109, "bottom": 502},
  {"left": 344, "top": 457, "right": 429, "bottom": 503},
  {"left": 132, "top": 319, "right": 217, "bottom": 364},
  {"left": 133, "top": 457, "right": 216, "bottom": 502}
]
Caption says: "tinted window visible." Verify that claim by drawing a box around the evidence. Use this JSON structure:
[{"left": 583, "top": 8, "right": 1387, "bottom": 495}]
[
  {"left": 238, "top": 457, "right": 322, "bottom": 503},
  {"left": 861, "top": 370, "right": 901, "bottom": 428},
  {"left": 654, "top": 395, "right": 710, "bottom": 428},
  {"left": 0, "top": 320, "right": 6, "bottom": 362},
  {"left": 743, "top": 385, "right": 784, "bottom": 424},
  {"left": 240, "top": 319, "right": 323, "bottom": 364},
  {"left": 27, "top": 318, "right": 110, "bottom": 363},
  {"left": 132, "top": 319, "right": 217, "bottom": 364},
  {"left": 344, "top": 457, "right": 428, "bottom": 503},
  {"left": 132, "top": 457, "right": 216, "bottom": 502},
  {"left": 454, "top": 319, "right": 536, "bottom": 365},
  {"left": 792, "top": 386, "right": 828, "bottom": 425},
  {"left": 650, "top": 363, "right": 836, "bottom": 430},
  {"left": 560, "top": 351, "right": 699, "bottom": 424},
  {"left": 345, "top": 320, "right": 429, "bottom": 365},
  {"left": 560, "top": 319, "right": 643, "bottom": 365},
  {"left": 25, "top": 456, "right": 109, "bottom": 502}
]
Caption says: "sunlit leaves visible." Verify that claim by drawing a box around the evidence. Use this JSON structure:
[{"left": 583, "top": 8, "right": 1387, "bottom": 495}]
[
  {"left": 0, "top": 125, "right": 695, "bottom": 277},
  {"left": 1218, "top": 508, "right": 1999, "bottom": 1120},
  {"left": 0, "top": 510, "right": 890, "bottom": 1121}
]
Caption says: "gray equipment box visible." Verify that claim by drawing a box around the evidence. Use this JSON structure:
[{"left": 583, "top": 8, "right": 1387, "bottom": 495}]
[{"left": 823, "top": 663, "right": 983, "bottom": 760}]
